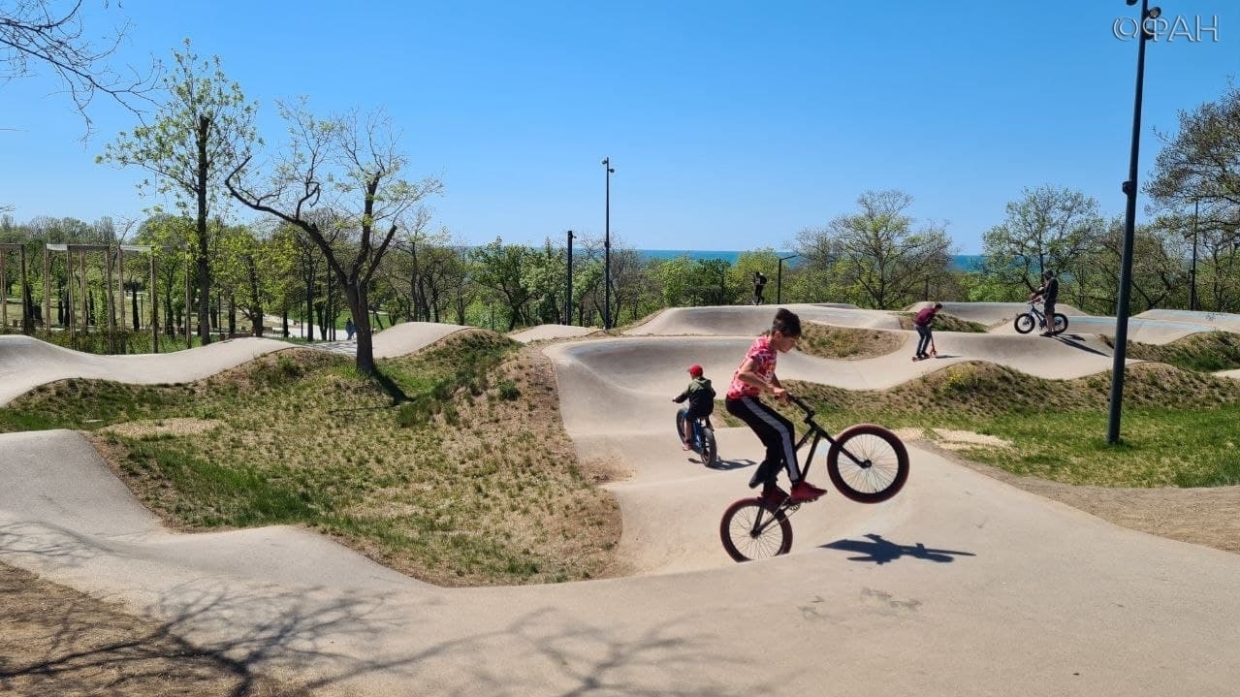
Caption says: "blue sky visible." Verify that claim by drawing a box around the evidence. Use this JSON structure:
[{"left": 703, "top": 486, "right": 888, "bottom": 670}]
[{"left": 2, "top": 1, "right": 1235, "bottom": 254}]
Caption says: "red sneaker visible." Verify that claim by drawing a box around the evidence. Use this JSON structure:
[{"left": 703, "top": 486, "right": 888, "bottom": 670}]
[
  {"left": 790, "top": 480, "right": 827, "bottom": 502},
  {"left": 760, "top": 486, "right": 789, "bottom": 508}
]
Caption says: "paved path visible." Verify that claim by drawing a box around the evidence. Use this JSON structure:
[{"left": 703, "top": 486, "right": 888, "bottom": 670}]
[{"left": 2, "top": 307, "right": 1240, "bottom": 696}]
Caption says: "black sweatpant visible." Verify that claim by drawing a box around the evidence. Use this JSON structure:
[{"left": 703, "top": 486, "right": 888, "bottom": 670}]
[{"left": 726, "top": 395, "right": 803, "bottom": 489}]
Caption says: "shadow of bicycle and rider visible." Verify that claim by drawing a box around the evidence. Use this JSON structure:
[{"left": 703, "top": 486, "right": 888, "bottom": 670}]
[
  {"left": 704, "top": 457, "right": 757, "bottom": 472},
  {"left": 822, "top": 533, "right": 976, "bottom": 565}
]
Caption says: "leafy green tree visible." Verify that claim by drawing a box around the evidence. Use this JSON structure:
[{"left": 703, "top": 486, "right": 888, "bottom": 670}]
[
  {"left": 134, "top": 213, "right": 195, "bottom": 338},
  {"left": 214, "top": 221, "right": 294, "bottom": 336},
  {"left": 801, "top": 190, "right": 955, "bottom": 309},
  {"left": 99, "top": 39, "right": 258, "bottom": 346},
  {"left": 981, "top": 185, "right": 1105, "bottom": 297},
  {"left": 469, "top": 238, "right": 533, "bottom": 331},
  {"left": 654, "top": 256, "right": 693, "bottom": 307},
  {"left": 1148, "top": 83, "right": 1240, "bottom": 226},
  {"left": 521, "top": 238, "right": 567, "bottom": 325}
]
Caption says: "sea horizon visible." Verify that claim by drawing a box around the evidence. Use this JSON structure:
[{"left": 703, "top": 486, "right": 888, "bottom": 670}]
[{"left": 638, "top": 249, "right": 984, "bottom": 271}]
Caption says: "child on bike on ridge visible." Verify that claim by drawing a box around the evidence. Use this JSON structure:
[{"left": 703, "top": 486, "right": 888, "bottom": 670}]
[
  {"left": 673, "top": 364, "right": 716, "bottom": 450},
  {"left": 725, "top": 308, "right": 828, "bottom": 507},
  {"left": 1030, "top": 270, "right": 1060, "bottom": 337}
]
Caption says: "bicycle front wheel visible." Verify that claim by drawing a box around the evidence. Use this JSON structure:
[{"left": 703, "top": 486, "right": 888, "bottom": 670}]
[
  {"left": 700, "top": 426, "right": 718, "bottom": 467},
  {"left": 1013, "top": 313, "right": 1035, "bottom": 334},
  {"left": 826, "top": 424, "right": 910, "bottom": 503},
  {"left": 720, "top": 498, "right": 793, "bottom": 562}
]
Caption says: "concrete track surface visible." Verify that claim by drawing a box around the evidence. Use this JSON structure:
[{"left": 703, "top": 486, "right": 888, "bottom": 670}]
[{"left": 3, "top": 308, "right": 1240, "bottom": 696}]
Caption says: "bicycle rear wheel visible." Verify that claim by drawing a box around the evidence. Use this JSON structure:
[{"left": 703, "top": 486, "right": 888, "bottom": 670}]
[
  {"left": 1052, "top": 313, "right": 1069, "bottom": 334},
  {"left": 826, "top": 423, "right": 910, "bottom": 503},
  {"left": 699, "top": 426, "right": 718, "bottom": 467},
  {"left": 720, "top": 498, "right": 793, "bottom": 562}
]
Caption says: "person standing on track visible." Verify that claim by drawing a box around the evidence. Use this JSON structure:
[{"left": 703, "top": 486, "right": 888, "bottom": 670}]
[
  {"left": 752, "top": 271, "right": 768, "bottom": 305},
  {"left": 1030, "top": 270, "right": 1060, "bottom": 337},
  {"left": 913, "top": 302, "right": 942, "bottom": 360},
  {"left": 725, "top": 308, "right": 827, "bottom": 507}
]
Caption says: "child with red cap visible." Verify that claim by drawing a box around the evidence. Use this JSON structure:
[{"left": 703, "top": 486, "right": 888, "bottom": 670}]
[{"left": 672, "top": 364, "right": 715, "bottom": 450}]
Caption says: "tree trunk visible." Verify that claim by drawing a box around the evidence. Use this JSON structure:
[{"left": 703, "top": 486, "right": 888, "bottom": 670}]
[
  {"left": 304, "top": 277, "right": 315, "bottom": 342},
  {"left": 346, "top": 282, "right": 375, "bottom": 375},
  {"left": 195, "top": 115, "right": 213, "bottom": 346}
]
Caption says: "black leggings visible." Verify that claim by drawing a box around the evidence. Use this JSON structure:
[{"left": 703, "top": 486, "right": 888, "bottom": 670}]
[{"left": 726, "top": 396, "right": 802, "bottom": 487}]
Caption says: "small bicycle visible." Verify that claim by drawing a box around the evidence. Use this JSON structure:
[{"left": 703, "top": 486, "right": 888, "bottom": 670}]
[
  {"left": 676, "top": 410, "right": 718, "bottom": 467},
  {"left": 719, "top": 395, "right": 909, "bottom": 562},
  {"left": 1013, "top": 300, "right": 1068, "bottom": 335}
]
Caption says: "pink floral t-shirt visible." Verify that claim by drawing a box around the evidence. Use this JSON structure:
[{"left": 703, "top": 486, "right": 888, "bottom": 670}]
[{"left": 727, "top": 334, "right": 777, "bottom": 399}]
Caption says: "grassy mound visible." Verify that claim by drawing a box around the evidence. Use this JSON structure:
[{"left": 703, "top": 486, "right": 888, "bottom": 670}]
[{"left": 0, "top": 330, "right": 622, "bottom": 587}]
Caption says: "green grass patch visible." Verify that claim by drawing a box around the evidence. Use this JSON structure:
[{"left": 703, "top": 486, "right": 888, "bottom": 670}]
[
  {"left": 1107, "top": 331, "right": 1240, "bottom": 373},
  {"left": 785, "top": 360, "right": 1240, "bottom": 489}
]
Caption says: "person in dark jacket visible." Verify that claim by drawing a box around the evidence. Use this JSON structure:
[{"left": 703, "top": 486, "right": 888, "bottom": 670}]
[
  {"left": 673, "top": 364, "right": 716, "bottom": 450},
  {"left": 1030, "top": 270, "right": 1060, "bottom": 336}
]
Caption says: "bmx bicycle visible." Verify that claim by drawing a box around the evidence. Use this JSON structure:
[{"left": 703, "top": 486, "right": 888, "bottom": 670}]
[
  {"left": 719, "top": 395, "right": 909, "bottom": 562},
  {"left": 1013, "top": 300, "right": 1068, "bottom": 335},
  {"left": 676, "top": 409, "right": 718, "bottom": 467}
]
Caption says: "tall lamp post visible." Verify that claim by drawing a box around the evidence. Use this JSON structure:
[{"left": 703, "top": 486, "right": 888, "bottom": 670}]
[
  {"left": 1107, "top": 0, "right": 1162, "bottom": 445},
  {"left": 777, "top": 253, "right": 799, "bottom": 305},
  {"left": 602, "top": 157, "right": 614, "bottom": 329}
]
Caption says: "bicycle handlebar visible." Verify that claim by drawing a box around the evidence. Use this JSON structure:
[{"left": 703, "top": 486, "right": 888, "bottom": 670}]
[{"left": 787, "top": 394, "right": 815, "bottom": 418}]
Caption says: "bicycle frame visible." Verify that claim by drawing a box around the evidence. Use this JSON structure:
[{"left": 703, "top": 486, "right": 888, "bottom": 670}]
[
  {"left": 787, "top": 395, "right": 869, "bottom": 476},
  {"left": 1027, "top": 301, "right": 1049, "bottom": 326},
  {"left": 722, "top": 397, "right": 909, "bottom": 560},
  {"left": 689, "top": 415, "right": 711, "bottom": 448}
]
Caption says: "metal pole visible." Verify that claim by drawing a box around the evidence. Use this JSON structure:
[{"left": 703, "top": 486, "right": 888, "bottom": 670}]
[
  {"left": 1107, "top": 0, "right": 1156, "bottom": 445},
  {"left": 777, "top": 253, "right": 798, "bottom": 305},
  {"left": 777, "top": 258, "right": 784, "bottom": 305},
  {"left": 566, "top": 229, "right": 574, "bottom": 326},
  {"left": 1, "top": 249, "right": 7, "bottom": 331},
  {"left": 1190, "top": 199, "right": 1199, "bottom": 312},
  {"left": 602, "top": 157, "right": 613, "bottom": 330}
]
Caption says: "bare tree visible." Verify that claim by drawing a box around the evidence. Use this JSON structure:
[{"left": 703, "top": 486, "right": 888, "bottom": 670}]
[
  {"left": 1, "top": 0, "right": 157, "bottom": 135},
  {"left": 226, "top": 99, "right": 443, "bottom": 376}
]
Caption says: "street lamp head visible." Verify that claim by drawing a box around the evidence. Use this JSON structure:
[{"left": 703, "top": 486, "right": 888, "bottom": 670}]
[
  {"left": 1126, "top": 0, "right": 1137, "bottom": 5},
  {"left": 1147, "top": 6, "right": 1161, "bottom": 18}
]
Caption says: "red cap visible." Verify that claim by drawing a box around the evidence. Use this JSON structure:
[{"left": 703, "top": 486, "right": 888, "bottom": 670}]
[{"left": 688, "top": 364, "right": 703, "bottom": 377}]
